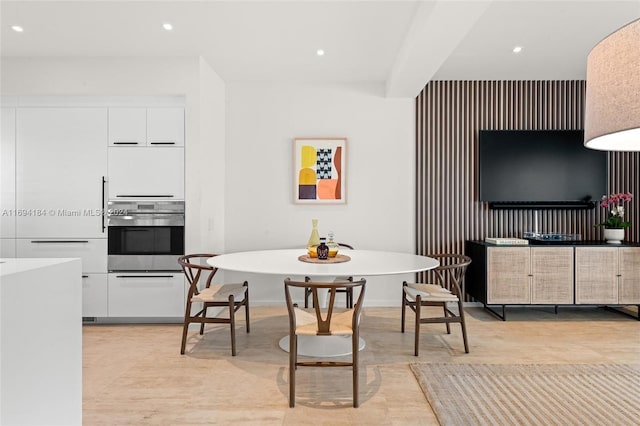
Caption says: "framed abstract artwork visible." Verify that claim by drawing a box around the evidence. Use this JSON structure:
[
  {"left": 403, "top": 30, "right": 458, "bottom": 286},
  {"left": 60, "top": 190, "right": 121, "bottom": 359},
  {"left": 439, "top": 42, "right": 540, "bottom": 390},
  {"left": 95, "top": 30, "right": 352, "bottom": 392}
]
[{"left": 293, "top": 137, "right": 347, "bottom": 204}]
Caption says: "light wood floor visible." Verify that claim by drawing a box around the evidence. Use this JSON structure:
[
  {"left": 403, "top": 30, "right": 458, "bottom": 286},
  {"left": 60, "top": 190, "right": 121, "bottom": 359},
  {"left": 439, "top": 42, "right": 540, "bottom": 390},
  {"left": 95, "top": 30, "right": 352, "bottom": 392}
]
[{"left": 83, "top": 305, "right": 640, "bottom": 425}]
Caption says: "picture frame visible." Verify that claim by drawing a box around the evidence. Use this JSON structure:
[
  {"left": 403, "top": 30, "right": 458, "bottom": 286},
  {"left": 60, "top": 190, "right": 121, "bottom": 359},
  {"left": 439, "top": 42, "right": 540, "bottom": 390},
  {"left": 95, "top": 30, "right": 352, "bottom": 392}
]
[{"left": 293, "top": 137, "right": 347, "bottom": 204}]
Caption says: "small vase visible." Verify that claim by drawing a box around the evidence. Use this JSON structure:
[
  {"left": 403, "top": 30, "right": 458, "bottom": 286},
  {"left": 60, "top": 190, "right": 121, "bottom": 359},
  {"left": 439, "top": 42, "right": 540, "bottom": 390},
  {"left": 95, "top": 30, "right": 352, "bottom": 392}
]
[
  {"left": 307, "top": 219, "right": 321, "bottom": 257},
  {"left": 603, "top": 228, "right": 624, "bottom": 244}
]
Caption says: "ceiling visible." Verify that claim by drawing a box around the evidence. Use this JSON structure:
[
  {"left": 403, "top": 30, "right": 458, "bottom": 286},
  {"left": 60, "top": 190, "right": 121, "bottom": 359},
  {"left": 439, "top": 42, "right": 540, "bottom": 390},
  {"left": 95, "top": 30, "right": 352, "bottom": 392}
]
[{"left": 1, "top": 0, "right": 639, "bottom": 97}]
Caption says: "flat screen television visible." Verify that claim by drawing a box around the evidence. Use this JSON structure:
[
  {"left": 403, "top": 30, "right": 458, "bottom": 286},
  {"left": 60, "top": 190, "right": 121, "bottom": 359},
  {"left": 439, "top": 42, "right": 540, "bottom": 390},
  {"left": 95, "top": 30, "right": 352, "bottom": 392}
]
[{"left": 478, "top": 130, "right": 608, "bottom": 209}]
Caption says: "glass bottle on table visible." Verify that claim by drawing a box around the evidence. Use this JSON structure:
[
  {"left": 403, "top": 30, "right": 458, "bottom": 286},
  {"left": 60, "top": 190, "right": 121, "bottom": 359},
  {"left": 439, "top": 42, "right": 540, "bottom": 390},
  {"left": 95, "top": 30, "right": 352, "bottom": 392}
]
[
  {"left": 326, "top": 231, "right": 339, "bottom": 258},
  {"left": 316, "top": 237, "right": 329, "bottom": 260},
  {"left": 307, "top": 219, "right": 321, "bottom": 258}
]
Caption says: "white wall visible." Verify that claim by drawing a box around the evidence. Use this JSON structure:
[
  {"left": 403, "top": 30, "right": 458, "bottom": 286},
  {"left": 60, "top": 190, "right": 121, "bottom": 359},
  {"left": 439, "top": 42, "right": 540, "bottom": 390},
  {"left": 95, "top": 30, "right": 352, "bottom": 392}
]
[{"left": 224, "top": 82, "right": 415, "bottom": 305}]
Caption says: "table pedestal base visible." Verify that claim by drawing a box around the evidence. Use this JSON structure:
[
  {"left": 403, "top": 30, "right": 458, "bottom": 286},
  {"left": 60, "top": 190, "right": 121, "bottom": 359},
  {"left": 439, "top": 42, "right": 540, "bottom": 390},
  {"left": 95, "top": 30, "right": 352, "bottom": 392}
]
[{"left": 278, "top": 335, "right": 366, "bottom": 357}]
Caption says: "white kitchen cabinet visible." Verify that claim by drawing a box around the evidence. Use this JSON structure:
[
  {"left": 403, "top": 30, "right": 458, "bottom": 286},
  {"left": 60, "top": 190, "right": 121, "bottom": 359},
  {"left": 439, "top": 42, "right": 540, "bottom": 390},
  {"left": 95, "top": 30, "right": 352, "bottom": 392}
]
[
  {"left": 0, "top": 239, "right": 16, "bottom": 258},
  {"left": 82, "top": 274, "right": 108, "bottom": 317},
  {"left": 147, "top": 107, "right": 184, "bottom": 146},
  {"left": 108, "top": 108, "right": 146, "bottom": 146},
  {"left": 16, "top": 108, "right": 108, "bottom": 238},
  {"left": 108, "top": 107, "right": 184, "bottom": 147},
  {"left": 16, "top": 238, "right": 107, "bottom": 273},
  {"left": 1, "top": 108, "right": 16, "bottom": 238},
  {"left": 108, "top": 147, "right": 184, "bottom": 200},
  {"left": 108, "top": 272, "right": 184, "bottom": 317}
]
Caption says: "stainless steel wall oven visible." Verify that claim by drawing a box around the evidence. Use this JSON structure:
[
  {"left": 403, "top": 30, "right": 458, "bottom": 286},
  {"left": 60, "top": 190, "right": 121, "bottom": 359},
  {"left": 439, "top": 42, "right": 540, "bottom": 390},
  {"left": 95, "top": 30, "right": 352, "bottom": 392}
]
[{"left": 107, "top": 200, "right": 184, "bottom": 271}]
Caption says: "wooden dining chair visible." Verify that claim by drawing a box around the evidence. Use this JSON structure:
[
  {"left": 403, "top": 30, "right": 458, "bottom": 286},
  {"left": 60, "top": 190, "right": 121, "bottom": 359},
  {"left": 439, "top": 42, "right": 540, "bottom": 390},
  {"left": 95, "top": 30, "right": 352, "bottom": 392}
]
[
  {"left": 401, "top": 254, "right": 472, "bottom": 355},
  {"left": 304, "top": 243, "right": 355, "bottom": 308},
  {"left": 284, "top": 277, "right": 367, "bottom": 408},
  {"left": 178, "top": 254, "right": 249, "bottom": 356}
]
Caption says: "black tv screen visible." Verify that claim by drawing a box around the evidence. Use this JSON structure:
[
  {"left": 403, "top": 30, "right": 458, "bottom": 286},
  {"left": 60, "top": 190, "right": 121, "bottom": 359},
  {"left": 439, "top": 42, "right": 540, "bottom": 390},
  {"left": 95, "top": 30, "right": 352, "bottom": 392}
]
[{"left": 478, "top": 130, "right": 607, "bottom": 208}]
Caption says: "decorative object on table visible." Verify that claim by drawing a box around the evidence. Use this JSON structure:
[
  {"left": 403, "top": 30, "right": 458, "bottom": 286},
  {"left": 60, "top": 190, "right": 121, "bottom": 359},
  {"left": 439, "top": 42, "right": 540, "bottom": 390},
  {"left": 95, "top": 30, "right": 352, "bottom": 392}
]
[
  {"left": 307, "top": 218, "right": 320, "bottom": 257},
  {"left": 316, "top": 238, "right": 329, "bottom": 260},
  {"left": 326, "top": 231, "right": 340, "bottom": 257},
  {"left": 293, "top": 137, "right": 347, "bottom": 204},
  {"left": 284, "top": 277, "right": 367, "bottom": 407},
  {"left": 297, "top": 254, "right": 351, "bottom": 264},
  {"left": 584, "top": 18, "right": 639, "bottom": 151},
  {"left": 595, "top": 192, "right": 633, "bottom": 244}
]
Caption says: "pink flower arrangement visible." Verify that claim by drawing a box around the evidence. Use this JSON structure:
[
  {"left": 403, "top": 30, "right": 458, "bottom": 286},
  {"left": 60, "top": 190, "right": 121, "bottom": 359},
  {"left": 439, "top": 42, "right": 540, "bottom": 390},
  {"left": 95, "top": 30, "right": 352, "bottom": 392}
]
[{"left": 596, "top": 193, "right": 633, "bottom": 229}]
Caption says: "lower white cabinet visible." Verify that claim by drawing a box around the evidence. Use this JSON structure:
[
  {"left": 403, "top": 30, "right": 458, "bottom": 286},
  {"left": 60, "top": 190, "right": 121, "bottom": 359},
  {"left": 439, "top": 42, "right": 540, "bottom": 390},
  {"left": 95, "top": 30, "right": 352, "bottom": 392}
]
[
  {"left": 16, "top": 238, "right": 107, "bottom": 273},
  {"left": 82, "top": 274, "right": 108, "bottom": 317},
  {"left": 0, "top": 239, "right": 15, "bottom": 258},
  {"left": 108, "top": 273, "right": 184, "bottom": 317}
]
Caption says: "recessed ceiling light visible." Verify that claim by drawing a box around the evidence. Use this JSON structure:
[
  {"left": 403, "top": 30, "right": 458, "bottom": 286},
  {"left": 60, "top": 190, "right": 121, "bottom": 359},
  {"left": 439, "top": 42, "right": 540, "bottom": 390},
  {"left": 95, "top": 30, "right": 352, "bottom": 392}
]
[
  {"left": 163, "top": 23, "right": 173, "bottom": 31},
  {"left": 513, "top": 46, "right": 523, "bottom": 54},
  {"left": 316, "top": 49, "right": 325, "bottom": 56},
  {"left": 11, "top": 25, "right": 24, "bottom": 32}
]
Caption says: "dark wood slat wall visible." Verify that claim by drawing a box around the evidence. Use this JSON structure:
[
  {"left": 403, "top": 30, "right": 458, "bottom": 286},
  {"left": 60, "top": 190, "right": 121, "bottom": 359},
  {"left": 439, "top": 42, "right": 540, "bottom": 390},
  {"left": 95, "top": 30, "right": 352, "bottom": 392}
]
[{"left": 415, "top": 80, "right": 640, "bottom": 284}]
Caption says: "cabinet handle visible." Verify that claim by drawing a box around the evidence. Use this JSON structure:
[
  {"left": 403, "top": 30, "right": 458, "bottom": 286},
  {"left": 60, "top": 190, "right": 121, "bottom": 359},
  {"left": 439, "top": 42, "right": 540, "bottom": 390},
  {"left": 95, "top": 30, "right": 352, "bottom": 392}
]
[
  {"left": 31, "top": 240, "right": 89, "bottom": 244},
  {"left": 115, "top": 195, "right": 174, "bottom": 198},
  {"left": 101, "top": 176, "right": 106, "bottom": 233},
  {"left": 115, "top": 275, "right": 175, "bottom": 278},
  {"left": 113, "top": 142, "right": 140, "bottom": 145},
  {"left": 82, "top": 275, "right": 89, "bottom": 278},
  {"left": 149, "top": 141, "right": 176, "bottom": 145}
]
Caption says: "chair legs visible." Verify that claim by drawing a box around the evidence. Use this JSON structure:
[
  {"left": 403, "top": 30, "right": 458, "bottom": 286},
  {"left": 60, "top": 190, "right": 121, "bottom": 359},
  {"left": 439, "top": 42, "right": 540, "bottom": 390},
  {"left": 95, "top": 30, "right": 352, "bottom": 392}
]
[
  {"left": 403, "top": 291, "right": 469, "bottom": 356},
  {"left": 352, "top": 331, "right": 359, "bottom": 408},
  {"left": 289, "top": 335, "right": 297, "bottom": 408}
]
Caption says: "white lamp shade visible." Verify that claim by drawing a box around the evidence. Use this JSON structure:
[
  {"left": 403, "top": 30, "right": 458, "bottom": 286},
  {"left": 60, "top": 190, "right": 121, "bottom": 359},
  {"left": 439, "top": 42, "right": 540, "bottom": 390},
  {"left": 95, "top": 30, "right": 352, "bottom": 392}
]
[{"left": 584, "top": 18, "right": 640, "bottom": 151}]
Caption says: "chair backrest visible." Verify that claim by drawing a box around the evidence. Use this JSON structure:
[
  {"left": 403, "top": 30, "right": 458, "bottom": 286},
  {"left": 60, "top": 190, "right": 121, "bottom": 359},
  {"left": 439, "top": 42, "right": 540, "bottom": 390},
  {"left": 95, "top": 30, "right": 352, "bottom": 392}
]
[
  {"left": 428, "top": 254, "right": 472, "bottom": 296},
  {"left": 284, "top": 278, "right": 366, "bottom": 335},
  {"left": 338, "top": 243, "right": 354, "bottom": 250},
  {"left": 177, "top": 254, "right": 219, "bottom": 296}
]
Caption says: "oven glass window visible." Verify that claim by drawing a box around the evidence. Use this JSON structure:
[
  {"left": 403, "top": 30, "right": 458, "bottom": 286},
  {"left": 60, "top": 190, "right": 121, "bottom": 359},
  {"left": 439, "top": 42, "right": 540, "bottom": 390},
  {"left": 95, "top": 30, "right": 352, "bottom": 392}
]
[{"left": 108, "top": 226, "right": 184, "bottom": 255}]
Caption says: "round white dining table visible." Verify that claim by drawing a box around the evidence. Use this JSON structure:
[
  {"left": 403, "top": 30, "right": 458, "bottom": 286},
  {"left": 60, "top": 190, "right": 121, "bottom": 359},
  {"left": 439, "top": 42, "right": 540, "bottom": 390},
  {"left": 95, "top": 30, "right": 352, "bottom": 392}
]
[{"left": 207, "top": 249, "right": 439, "bottom": 357}]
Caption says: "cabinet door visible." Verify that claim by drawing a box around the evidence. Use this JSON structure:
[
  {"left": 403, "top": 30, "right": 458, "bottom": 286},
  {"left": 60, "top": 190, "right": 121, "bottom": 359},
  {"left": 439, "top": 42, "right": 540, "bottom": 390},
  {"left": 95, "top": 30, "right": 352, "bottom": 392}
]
[
  {"left": 16, "top": 108, "right": 107, "bottom": 238},
  {"left": 487, "top": 247, "right": 531, "bottom": 304},
  {"left": 147, "top": 108, "right": 184, "bottom": 146},
  {"left": 108, "top": 108, "right": 146, "bottom": 146},
  {"left": 82, "top": 273, "right": 108, "bottom": 317},
  {"left": 619, "top": 247, "right": 640, "bottom": 304},
  {"left": 531, "top": 247, "right": 574, "bottom": 304},
  {"left": 575, "top": 247, "right": 618, "bottom": 304},
  {"left": 16, "top": 238, "right": 107, "bottom": 273},
  {"left": 108, "top": 273, "right": 184, "bottom": 317},
  {"left": 1, "top": 108, "right": 16, "bottom": 238},
  {"left": 0, "top": 238, "right": 16, "bottom": 257},
  {"left": 108, "top": 147, "right": 184, "bottom": 199}
]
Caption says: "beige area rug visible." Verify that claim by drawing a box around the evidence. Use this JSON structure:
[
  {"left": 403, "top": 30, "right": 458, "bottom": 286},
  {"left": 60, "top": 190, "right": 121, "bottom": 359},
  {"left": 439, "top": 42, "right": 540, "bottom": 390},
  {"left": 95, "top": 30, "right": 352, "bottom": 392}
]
[{"left": 410, "top": 363, "right": 640, "bottom": 426}]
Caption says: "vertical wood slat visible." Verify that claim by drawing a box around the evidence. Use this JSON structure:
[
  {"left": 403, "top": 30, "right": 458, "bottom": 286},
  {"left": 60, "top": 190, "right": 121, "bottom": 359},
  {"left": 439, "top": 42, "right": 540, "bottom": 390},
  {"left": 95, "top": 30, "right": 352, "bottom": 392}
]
[{"left": 415, "top": 80, "right": 640, "bottom": 292}]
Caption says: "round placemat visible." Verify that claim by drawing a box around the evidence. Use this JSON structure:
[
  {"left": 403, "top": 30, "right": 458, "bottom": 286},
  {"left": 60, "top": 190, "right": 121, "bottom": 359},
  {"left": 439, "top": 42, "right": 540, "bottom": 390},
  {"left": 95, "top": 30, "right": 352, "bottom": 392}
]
[{"left": 298, "top": 254, "right": 351, "bottom": 264}]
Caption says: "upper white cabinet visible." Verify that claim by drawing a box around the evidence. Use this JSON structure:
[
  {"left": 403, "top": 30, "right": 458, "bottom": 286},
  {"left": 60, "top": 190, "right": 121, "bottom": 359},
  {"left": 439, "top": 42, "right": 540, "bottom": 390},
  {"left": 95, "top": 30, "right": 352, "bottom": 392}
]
[
  {"left": 108, "top": 147, "right": 184, "bottom": 200},
  {"left": 108, "top": 108, "right": 146, "bottom": 146},
  {"left": 16, "top": 108, "right": 108, "bottom": 238},
  {"left": 1, "top": 108, "right": 16, "bottom": 238},
  {"left": 109, "top": 107, "right": 184, "bottom": 147},
  {"left": 147, "top": 108, "right": 184, "bottom": 146}
]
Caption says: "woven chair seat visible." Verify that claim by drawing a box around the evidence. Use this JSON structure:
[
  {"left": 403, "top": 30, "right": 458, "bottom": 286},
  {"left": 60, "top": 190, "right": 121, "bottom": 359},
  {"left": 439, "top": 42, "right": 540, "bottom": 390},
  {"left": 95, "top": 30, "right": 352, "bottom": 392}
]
[
  {"left": 293, "top": 307, "right": 354, "bottom": 335},
  {"left": 403, "top": 283, "right": 458, "bottom": 302},
  {"left": 191, "top": 283, "right": 247, "bottom": 303}
]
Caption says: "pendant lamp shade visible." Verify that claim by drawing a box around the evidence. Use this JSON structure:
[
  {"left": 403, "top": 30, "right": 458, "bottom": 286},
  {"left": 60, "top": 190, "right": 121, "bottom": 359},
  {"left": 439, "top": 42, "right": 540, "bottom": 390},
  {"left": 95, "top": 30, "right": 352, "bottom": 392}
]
[{"left": 584, "top": 18, "right": 640, "bottom": 151}]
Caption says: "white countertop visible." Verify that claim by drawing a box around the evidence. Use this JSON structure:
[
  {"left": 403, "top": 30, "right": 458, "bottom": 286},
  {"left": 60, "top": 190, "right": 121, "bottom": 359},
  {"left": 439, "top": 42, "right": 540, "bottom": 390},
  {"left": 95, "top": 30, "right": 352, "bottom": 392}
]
[
  {"left": 207, "top": 249, "right": 439, "bottom": 277},
  {"left": 0, "top": 258, "right": 80, "bottom": 277}
]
